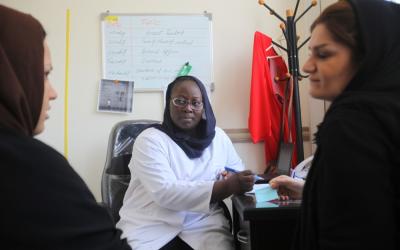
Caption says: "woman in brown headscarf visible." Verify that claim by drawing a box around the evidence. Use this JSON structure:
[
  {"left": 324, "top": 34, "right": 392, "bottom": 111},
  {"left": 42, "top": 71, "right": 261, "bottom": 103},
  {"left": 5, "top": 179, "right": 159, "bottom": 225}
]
[{"left": 0, "top": 5, "right": 131, "bottom": 250}]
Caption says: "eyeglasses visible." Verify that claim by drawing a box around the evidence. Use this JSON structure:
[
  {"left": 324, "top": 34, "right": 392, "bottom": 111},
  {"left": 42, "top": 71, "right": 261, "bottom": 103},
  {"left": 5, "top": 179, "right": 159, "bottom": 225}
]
[{"left": 171, "top": 97, "right": 203, "bottom": 111}]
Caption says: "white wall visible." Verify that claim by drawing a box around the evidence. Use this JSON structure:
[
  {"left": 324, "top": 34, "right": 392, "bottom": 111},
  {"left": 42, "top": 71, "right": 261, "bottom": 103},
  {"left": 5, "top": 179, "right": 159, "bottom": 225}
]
[{"left": 1, "top": 0, "right": 327, "bottom": 200}]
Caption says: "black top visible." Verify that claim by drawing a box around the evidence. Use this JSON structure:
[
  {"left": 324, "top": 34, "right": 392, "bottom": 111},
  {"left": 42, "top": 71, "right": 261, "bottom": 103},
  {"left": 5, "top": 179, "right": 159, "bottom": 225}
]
[
  {"left": 295, "top": 102, "right": 400, "bottom": 250},
  {"left": 0, "top": 129, "right": 131, "bottom": 250},
  {"left": 294, "top": 0, "right": 400, "bottom": 249}
]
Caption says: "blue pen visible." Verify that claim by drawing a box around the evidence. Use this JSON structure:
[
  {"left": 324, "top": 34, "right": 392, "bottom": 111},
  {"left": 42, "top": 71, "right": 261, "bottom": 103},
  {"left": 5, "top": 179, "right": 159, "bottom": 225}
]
[{"left": 224, "top": 167, "right": 264, "bottom": 181}]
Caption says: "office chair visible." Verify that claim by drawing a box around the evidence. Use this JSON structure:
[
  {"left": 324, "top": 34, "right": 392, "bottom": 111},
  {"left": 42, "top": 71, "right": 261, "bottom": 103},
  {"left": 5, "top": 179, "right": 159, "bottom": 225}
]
[
  {"left": 101, "top": 119, "right": 232, "bottom": 232},
  {"left": 101, "top": 119, "right": 160, "bottom": 223}
]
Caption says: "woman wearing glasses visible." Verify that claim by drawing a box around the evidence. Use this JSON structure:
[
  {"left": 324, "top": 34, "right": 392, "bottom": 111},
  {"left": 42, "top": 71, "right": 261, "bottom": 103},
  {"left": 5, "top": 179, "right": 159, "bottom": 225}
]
[{"left": 117, "top": 75, "right": 254, "bottom": 250}]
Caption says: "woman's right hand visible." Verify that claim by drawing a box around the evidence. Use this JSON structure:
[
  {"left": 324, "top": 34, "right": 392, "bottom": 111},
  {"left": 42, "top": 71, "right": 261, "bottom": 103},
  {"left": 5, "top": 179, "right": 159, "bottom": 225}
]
[
  {"left": 269, "top": 175, "right": 305, "bottom": 201},
  {"left": 211, "top": 170, "right": 255, "bottom": 203},
  {"left": 225, "top": 170, "right": 255, "bottom": 195}
]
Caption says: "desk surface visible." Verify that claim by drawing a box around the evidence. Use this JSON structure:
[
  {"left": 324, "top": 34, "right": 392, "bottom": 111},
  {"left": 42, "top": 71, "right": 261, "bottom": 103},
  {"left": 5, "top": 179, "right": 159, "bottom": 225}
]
[
  {"left": 232, "top": 195, "right": 301, "bottom": 250},
  {"left": 232, "top": 194, "right": 301, "bottom": 221}
]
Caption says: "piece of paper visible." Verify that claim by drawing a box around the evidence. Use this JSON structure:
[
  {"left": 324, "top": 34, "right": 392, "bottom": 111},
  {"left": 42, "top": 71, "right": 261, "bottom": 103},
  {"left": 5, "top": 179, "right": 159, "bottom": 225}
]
[
  {"left": 246, "top": 183, "right": 269, "bottom": 194},
  {"left": 256, "top": 201, "right": 279, "bottom": 208},
  {"left": 97, "top": 79, "right": 134, "bottom": 113},
  {"left": 105, "top": 15, "right": 118, "bottom": 24},
  {"left": 254, "top": 184, "right": 279, "bottom": 203}
]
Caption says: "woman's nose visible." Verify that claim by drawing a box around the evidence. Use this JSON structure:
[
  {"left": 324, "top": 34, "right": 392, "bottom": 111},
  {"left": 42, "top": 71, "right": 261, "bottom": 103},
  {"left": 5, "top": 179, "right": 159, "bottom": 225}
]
[
  {"left": 302, "top": 57, "right": 315, "bottom": 74},
  {"left": 49, "top": 83, "right": 58, "bottom": 100},
  {"left": 182, "top": 103, "right": 194, "bottom": 112}
]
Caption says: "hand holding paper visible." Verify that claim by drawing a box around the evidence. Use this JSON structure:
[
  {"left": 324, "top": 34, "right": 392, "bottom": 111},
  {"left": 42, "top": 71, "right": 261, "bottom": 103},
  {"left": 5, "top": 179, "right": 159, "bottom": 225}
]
[
  {"left": 269, "top": 175, "right": 304, "bottom": 201},
  {"left": 224, "top": 169, "right": 255, "bottom": 195}
]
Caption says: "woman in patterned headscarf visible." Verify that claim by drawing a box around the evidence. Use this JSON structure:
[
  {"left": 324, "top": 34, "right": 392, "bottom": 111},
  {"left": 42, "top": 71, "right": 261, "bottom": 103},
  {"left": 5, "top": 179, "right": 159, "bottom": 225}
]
[{"left": 0, "top": 5, "right": 131, "bottom": 249}]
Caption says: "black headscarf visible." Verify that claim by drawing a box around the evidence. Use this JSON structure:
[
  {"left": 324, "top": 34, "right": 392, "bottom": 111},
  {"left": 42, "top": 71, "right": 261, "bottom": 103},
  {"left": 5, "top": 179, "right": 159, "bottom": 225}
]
[
  {"left": 154, "top": 75, "right": 216, "bottom": 159},
  {"left": 316, "top": 0, "right": 400, "bottom": 142},
  {"left": 344, "top": 0, "right": 400, "bottom": 93},
  {"left": 0, "top": 5, "right": 45, "bottom": 136},
  {"left": 330, "top": 0, "right": 400, "bottom": 103}
]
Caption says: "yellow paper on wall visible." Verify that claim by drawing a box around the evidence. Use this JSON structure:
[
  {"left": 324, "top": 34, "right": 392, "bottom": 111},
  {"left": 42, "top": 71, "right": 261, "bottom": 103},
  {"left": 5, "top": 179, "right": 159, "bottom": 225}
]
[{"left": 105, "top": 15, "right": 118, "bottom": 24}]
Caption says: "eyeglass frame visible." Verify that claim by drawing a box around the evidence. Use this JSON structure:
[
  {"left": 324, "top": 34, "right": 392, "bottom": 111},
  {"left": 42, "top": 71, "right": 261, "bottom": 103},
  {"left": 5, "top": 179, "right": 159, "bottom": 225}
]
[{"left": 170, "top": 97, "right": 204, "bottom": 111}]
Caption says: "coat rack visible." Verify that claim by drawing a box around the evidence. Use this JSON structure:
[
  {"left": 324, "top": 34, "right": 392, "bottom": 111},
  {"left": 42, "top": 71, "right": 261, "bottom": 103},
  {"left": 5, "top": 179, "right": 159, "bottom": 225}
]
[{"left": 258, "top": 0, "right": 317, "bottom": 163}]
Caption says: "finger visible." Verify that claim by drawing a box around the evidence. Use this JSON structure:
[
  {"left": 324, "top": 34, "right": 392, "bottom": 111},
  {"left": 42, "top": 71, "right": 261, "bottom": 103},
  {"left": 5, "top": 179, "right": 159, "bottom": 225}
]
[
  {"left": 242, "top": 175, "right": 255, "bottom": 183},
  {"left": 240, "top": 170, "right": 253, "bottom": 176},
  {"left": 248, "top": 181, "right": 255, "bottom": 189},
  {"left": 244, "top": 185, "right": 253, "bottom": 192},
  {"left": 243, "top": 179, "right": 255, "bottom": 189},
  {"left": 269, "top": 181, "right": 278, "bottom": 189},
  {"left": 269, "top": 175, "right": 287, "bottom": 187},
  {"left": 243, "top": 179, "right": 254, "bottom": 188},
  {"left": 271, "top": 175, "right": 297, "bottom": 190},
  {"left": 279, "top": 195, "right": 289, "bottom": 201},
  {"left": 277, "top": 175, "right": 296, "bottom": 185},
  {"left": 278, "top": 187, "right": 290, "bottom": 197}
]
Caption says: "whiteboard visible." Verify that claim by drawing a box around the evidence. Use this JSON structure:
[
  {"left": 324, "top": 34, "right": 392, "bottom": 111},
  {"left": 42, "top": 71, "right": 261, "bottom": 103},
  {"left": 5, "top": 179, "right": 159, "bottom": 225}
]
[{"left": 101, "top": 13, "right": 213, "bottom": 91}]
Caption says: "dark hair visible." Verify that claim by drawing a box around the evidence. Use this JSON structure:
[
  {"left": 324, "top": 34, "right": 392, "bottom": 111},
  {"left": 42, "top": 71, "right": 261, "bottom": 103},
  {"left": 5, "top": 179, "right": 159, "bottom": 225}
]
[{"left": 311, "top": 0, "right": 364, "bottom": 64}]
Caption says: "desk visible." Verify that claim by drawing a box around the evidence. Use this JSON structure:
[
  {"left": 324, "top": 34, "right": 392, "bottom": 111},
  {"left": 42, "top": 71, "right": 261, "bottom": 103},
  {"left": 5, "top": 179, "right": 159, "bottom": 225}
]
[{"left": 231, "top": 194, "right": 301, "bottom": 250}]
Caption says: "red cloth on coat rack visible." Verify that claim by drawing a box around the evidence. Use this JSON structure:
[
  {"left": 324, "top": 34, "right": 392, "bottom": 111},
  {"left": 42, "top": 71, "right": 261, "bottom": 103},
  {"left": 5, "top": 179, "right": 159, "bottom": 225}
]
[{"left": 248, "top": 31, "right": 297, "bottom": 168}]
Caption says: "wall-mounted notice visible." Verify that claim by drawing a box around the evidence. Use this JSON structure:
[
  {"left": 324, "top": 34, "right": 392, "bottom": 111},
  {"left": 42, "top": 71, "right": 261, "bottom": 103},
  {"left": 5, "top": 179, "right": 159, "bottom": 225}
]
[
  {"left": 101, "top": 13, "right": 213, "bottom": 91},
  {"left": 97, "top": 79, "right": 134, "bottom": 113}
]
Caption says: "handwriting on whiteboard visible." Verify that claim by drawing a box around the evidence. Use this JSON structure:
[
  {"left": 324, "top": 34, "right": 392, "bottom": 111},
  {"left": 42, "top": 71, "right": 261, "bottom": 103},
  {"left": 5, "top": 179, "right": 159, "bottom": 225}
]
[{"left": 102, "top": 15, "right": 212, "bottom": 90}]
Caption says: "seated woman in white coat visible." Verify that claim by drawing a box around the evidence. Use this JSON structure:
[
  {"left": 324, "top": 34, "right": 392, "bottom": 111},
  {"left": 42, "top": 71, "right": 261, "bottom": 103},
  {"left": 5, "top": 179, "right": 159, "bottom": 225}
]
[{"left": 117, "top": 75, "right": 255, "bottom": 250}]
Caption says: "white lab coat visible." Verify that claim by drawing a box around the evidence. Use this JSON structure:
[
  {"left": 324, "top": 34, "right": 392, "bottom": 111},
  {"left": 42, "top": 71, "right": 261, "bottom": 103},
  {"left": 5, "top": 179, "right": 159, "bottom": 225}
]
[{"left": 117, "top": 127, "right": 244, "bottom": 250}]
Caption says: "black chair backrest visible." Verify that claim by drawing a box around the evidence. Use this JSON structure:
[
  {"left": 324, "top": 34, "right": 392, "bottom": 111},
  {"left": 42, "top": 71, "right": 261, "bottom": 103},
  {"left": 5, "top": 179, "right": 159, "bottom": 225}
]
[{"left": 101, "top": 120, "right": 160, "bottom": 223}]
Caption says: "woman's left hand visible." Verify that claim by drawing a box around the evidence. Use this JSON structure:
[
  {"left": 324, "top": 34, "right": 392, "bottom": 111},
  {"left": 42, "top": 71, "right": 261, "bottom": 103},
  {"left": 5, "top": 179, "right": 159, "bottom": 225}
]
[{"left": 269, "top": 175, "right": 305, "bottom": 200}]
